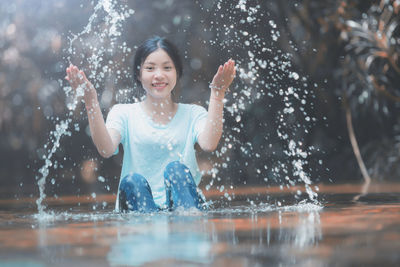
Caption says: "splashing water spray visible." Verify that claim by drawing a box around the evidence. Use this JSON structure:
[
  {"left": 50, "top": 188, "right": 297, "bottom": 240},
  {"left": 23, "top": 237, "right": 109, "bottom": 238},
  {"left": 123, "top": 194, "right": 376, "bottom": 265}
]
[
  {"left": 35, "top": 0, "right": 134, "bottom": 215},
  {"left": 199, "top": 0, "right": 321, "bottom": 206},
  {"left": 35, "top": 0, "right": 321, "bottom": 217}
]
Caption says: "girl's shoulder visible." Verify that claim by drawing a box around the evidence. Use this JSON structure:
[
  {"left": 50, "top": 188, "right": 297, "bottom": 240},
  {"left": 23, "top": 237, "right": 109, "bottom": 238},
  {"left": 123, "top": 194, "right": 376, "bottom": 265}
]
[
  {"left": 110, "top": 102, "right": 139, "bottom": 110},
  {"left": 108, "top": 102, "right": 140, "bottom": 116},
  {"left": 179, "top": 102, "right": 206, "bottom": 112},
  {"left": 177, "top": 103, "right": 207, "bottom": 121}
]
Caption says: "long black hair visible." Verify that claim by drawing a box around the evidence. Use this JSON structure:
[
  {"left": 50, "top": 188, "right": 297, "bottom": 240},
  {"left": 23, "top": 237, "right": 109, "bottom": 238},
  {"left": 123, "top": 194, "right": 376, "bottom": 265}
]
[{"left": 133, "top": 36, "right": 183, "bottom": 88}]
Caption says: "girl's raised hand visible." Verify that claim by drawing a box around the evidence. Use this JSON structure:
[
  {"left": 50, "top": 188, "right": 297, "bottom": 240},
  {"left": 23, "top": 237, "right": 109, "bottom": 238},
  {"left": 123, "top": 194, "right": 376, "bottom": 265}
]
[
  {"left": 65, "top": 64, "right": 92, "bottom": 91},
  {"left": 65, "top": 64, "right": 97, "bottom": 106},
  {"left": 210, "top": 59, "right": 236, "bottom": 95}
]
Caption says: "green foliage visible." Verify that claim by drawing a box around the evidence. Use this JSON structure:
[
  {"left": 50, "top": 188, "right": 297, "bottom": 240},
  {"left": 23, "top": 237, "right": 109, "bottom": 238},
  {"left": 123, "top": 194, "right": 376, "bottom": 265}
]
[
  {"left": 340, "top": 0, "right": 400, "bottom": 115},
  {"left": 300, "top": 0, "right": 400, "bottom": 180}
]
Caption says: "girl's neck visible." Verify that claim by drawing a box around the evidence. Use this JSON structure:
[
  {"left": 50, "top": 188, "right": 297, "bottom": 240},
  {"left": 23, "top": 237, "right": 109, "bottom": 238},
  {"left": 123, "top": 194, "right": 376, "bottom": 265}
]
[{"left": 141, "top": 96, "right": 178, "bottom": 125}]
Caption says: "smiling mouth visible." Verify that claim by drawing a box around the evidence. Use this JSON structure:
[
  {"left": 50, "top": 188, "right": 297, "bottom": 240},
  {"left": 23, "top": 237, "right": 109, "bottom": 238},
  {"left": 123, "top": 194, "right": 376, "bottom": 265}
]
[{"left": 152, "top": 82, "right": 168, "bottom": 89}]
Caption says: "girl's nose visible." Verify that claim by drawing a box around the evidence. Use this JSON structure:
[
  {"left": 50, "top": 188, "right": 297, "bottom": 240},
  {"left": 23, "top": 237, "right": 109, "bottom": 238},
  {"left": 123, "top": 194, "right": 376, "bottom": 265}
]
[{"left": 154, "top": 70, "right": 163, "bottom": 79}]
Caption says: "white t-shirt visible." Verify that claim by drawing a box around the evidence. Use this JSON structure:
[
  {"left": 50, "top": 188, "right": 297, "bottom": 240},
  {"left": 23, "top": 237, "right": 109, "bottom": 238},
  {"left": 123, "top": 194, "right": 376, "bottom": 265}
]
[{"left": 105, "top": 102, "right": 208, "bottom": 209}]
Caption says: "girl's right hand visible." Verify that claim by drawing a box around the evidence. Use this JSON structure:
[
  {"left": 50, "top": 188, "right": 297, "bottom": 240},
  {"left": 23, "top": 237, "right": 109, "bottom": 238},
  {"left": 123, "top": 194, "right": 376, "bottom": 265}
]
[{"left": 65, "top": 64, "right": 98, "bottom": 107}]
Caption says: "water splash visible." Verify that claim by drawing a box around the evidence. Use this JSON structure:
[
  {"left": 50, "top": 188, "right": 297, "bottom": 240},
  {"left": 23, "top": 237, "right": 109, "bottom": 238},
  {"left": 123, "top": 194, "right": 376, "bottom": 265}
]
[
  {"left": 198, "top": 1, "right": 321, "bottom": 204},
  {"left": 31, "top": 201, "right": 322, "bottom": 224},
  {"left": 35, "top": 0, "right": 134, "bottom": 215},
  {"left": 36, "top": 119, "right": 72, "bottom": 214},
  {"left": 35, "top": 0, "right": 322, "bottom": 215}
]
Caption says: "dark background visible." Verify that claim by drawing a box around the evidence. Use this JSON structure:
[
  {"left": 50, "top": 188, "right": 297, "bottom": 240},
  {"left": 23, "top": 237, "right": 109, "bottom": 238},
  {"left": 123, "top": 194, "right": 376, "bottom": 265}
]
[{"left": 0, "top": 0, "right": 399, "bottom": 200}]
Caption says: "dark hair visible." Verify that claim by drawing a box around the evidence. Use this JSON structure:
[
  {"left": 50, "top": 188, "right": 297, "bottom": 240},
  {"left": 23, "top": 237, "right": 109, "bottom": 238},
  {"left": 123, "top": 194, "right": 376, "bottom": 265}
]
[{"left": 133, "top": 36, "right": 183, "bottom": 88}]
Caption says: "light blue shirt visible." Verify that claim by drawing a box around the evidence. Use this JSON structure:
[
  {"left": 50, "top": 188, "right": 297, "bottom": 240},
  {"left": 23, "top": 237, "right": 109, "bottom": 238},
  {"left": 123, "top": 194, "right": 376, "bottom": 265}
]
[{"left": 105, "top": 102, "right": 208, "bottom": 209}]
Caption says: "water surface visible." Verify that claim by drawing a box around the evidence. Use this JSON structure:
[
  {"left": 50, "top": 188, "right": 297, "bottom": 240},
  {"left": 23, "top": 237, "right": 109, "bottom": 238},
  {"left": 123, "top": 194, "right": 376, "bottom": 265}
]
[{"left": 0, "top": 183, "right": 399, "bottom": 266}]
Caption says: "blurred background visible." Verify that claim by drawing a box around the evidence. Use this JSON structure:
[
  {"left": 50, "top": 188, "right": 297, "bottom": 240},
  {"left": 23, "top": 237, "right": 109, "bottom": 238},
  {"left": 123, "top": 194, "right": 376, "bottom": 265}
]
[{"left": 0, "top": 0, "right": 399, "bottom": 200}]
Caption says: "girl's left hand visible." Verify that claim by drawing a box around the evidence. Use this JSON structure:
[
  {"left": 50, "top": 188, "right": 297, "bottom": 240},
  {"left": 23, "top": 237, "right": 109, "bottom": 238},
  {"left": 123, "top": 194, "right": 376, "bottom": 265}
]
[{"left": 210, "top": 59, "right": 236, "bottom": 96}]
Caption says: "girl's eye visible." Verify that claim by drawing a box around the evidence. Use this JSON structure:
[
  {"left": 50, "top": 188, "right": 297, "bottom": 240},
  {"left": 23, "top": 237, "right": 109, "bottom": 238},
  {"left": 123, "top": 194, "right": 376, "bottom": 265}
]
[{"left": 165, "top": 66, "right": 172, "bottom": 70}]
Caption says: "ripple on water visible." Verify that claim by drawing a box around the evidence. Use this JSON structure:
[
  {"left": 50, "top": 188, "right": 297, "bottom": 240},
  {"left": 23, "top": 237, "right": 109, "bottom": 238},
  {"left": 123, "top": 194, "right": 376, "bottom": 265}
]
[{"left": 29, "top": 201, "right": 323, "bottom": 225}]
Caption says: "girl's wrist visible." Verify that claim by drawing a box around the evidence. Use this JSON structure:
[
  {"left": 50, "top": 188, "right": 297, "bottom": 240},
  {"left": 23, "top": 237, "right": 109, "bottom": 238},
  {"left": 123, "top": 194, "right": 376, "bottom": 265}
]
[
  {"left": 85, "top": 97, "right": 99, "bottom": 111},
  {"left": 210, "top": 82, "right": 229, "bottom": 93},
  {"left": 84, "top": 86, "right": 98, "bottom": 107},
  {"left": 210, "top": 91, "right": 226, "bottom": 103},
  {"left": 210, "top": 90, "right": 225, "bottom": 99},
  {"left": 210, "top": 98, "right": 224, "bottom": 104}
]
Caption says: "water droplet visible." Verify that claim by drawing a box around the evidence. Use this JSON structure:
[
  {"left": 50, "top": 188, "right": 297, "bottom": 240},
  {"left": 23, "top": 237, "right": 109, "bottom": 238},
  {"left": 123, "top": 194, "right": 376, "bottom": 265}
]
[
  {"left": 269, "top": 20, "right": 277, "bottom": 28},
  {"left": 290, "top": 72, "right": 299, "bottom": 80}
]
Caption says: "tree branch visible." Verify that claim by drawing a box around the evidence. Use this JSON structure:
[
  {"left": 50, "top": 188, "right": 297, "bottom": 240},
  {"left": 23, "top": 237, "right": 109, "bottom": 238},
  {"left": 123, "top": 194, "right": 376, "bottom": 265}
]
[{"left": 343, "top": 95, "right": 371, "bottom": 200}]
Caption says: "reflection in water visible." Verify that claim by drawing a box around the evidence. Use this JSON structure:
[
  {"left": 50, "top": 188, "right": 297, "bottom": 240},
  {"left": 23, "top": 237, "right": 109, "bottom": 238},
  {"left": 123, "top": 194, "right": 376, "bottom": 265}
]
[
  {"left": 105, "top": 206, "right": 322, "bottom": 265},
  {"left": 353, "top": 179, "right": 371, "bottom": 202},
  {"left": 278, "top": 203, "right": 323, "bottom": 248},
  {"left": 1, "top": 185, "right": 400, "bottom": 266},
  {"left": 293, "top": 211, "right": 321, "bottom": 248},
  {"left": 107, "top": 215, "right": 212, "bottom": 266}
]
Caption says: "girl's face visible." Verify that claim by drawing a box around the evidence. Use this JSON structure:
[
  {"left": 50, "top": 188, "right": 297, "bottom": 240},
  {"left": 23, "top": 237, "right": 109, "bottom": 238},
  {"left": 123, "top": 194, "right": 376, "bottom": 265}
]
[{"left": 140, "top": 48, "right": 177, "bottom": 101}]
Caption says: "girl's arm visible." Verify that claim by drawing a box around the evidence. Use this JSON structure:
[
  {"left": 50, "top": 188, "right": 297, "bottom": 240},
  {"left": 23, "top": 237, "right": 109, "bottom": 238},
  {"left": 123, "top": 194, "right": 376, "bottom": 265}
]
[
  {"left": 65, "top": 64, "right": 120, "bottom": 158},
  {"left": 198, "top": 59, "right": 236, "bottom": 152}
]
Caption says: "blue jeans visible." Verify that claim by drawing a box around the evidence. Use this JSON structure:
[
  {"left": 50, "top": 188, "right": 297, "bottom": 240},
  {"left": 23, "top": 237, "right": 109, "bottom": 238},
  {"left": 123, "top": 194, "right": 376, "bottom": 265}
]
[{"left": 118, "top": 161, "right": 205, "bottom": 212}]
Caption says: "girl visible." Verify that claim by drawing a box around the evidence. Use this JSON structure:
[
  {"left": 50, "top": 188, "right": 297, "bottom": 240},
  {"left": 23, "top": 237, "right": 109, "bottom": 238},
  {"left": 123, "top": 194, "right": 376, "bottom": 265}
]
[{"left": 66, "top": 36, "right": 236, "bottom": 212}]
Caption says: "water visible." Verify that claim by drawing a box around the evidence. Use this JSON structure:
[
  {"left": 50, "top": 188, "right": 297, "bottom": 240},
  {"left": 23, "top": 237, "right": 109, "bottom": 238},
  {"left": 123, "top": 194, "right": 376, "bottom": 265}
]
[
  {"left": 197, "top": 0, "right": 322, "bottom": 203},
  {"left": 1, "top": 183, "right": 400, "bottom": 266},
  {"left": 35, "top": 0, "right": 134, "bottom": 215},
  {"left": 32, "top": 0, "right": 322, "bottom": 216},
  {"left": 2, "top": 2, "right": 397, "bottom": 265}
]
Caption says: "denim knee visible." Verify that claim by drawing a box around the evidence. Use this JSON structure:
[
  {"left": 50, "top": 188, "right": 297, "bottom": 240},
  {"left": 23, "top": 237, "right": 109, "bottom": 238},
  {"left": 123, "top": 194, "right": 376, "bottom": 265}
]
[
  {"left": 119, "top": 173, "right": 157, "bottom": 212},
  {"left": 163, "top": 161, "right": 203, "bottom": 209},
  {"left": 164, "top": 161, "right": 194, "bottom": 185},
  {"left": 120, "top": 173, "right": 148, "bottom": 191}
]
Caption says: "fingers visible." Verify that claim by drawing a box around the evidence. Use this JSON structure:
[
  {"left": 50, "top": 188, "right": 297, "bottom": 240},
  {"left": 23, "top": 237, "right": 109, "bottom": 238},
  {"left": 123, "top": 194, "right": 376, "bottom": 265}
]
[
  {"left": 65, "top": 64, "right": 90, "bottom": 91},
  {"left": 66, "top": 65, "right": 83, "bottom": 81},
  {"left": 220, "top": 59, "right": 235, "bottom": 81},
  {"left": 66, "top": 64, "right": 81, "bottom": 76},
  {"left": 221, "top": 59, "right": 235, "bottom": 73},
  {"left": 80, "top": 70, "right": 87, "bottom": 80},
  {"left": 212, "top": 59, "right": 237, "bottom": 80},
  {"left": 230, "top": 59, "right": 236, "bottom": 78}
]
